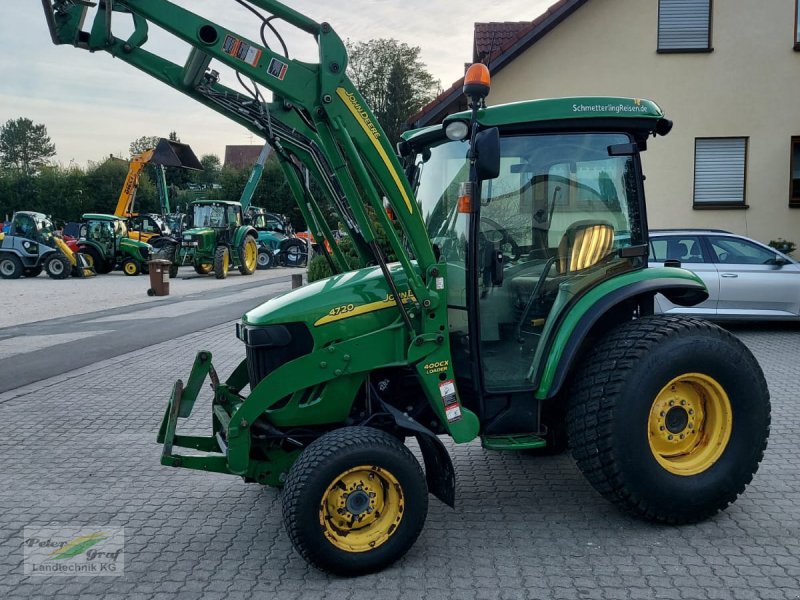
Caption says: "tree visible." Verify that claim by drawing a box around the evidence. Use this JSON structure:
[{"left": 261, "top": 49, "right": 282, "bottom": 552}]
[
  {"left": 0, "top": 118, "right": 56, "bottom": 177},
  {"left": 129, "top": 135, "right": 160, "bottom": 158},
  {"left": 195, "top": 154, "right": 221, "bottom": 188},
  {"left": 345, "top": 39, "right": 440, "bottom": 143}
]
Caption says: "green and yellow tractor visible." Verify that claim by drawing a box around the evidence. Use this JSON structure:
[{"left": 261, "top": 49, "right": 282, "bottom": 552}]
[
  {"left": 76, "top": 213, "right": 152, "bottom": 276},
  {"left": 176, "top": 200, "right": 258, "bottom": 278},
  {"left": 44, "top": 0, "right": 771, "bottom": 577}
]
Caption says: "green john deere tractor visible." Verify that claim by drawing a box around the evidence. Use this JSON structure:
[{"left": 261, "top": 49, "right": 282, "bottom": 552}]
[
  {"left": 176, "top": 200, "right": 258, "bottom": 279},
  {"left": 77, "top": 214, "right": 152, "bottom": 276},
  {"left": 44, "top": 0, "right": 771, "bottom": 577}
]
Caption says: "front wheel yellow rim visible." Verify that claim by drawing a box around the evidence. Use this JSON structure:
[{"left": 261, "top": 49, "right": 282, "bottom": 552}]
[
  {"left": 319, "top": 465, "right": 404, "bottom": 553},
  {"left": 648, "top": 373, "right": 732, "bottom": 476},
  {"left": 124, "top": 261, "right": 137, "bottom": 275}
]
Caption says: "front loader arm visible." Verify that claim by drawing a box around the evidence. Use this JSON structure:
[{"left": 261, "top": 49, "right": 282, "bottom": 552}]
[{"left": 43, "top": 0, "right": 439, "bottom": 327}]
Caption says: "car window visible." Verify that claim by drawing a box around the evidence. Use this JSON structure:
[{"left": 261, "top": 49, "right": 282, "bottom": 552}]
[
  {"left": 708, "top": 236, "right": 777, "bottom": 265},
  {"left": 650, "top": 236, "right": 705, "bottom": 263}
]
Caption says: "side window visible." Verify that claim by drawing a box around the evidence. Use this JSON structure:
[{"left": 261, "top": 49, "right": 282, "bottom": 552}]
[
  {"left": 709, "top": 236, "right": 777, "bottom": 265},
  {"left": 650, "top": 236, "right": 705, "bottom": 263}
]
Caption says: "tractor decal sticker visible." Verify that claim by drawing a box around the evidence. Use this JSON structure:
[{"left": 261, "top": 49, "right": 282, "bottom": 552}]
[
  {"left": 424, "top": 360, "right": 448, "bottom": 375},
  {"left": 439, "top": 379, "right": 462, "bottom": 423},
  {"left": 335, "top": 87, "right": 414, "bottom": 214},
  {"left": 267, "top": 57, "right": 288, "bottom": 80},
  {"left": 222, "top": 35, "right": 263, "bottom": 68},
  {"left": 314, "top": 291, "right": 416, "bottom": 327}
]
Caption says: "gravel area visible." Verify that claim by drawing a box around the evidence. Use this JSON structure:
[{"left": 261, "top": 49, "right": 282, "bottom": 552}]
[{"left": 0, "top": 266, "right": 305, "bottom": 328}]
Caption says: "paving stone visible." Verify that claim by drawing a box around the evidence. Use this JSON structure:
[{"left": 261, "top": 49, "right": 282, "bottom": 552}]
[{"left": 0, "top": 323, "right": 797, "bottom": 598}]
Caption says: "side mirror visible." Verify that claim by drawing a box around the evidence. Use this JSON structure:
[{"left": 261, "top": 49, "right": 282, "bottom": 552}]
[
  {"left": 767, "top": 256, "right": 791, "bottom": 267},
  {"left": 474, "top": 127, "right": 500, "bottom": 181}
]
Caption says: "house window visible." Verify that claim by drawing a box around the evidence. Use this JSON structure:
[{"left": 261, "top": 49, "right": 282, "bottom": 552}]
[
  {"left": 658, "top": 0, "right": 712, "bottom": 52},
  {"left": 693, "top": 138, "right": 748, "bottom": 208},
  {"left": 790, "top": 137, "right": 800, "bottom": 207}
]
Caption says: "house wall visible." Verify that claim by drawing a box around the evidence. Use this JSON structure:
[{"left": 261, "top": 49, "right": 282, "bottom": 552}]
[{"left": 488, "top": 0, "right": 800, "bottom": 244}]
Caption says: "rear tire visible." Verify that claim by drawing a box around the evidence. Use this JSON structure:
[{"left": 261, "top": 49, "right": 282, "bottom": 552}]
[
  {"left": 282, "top": 427, "right": 428, "bottom": 576},
  {"left": 45, "top": 253, "right": 71, "bottom": 279},
  {"left": 213, "top": 246, "right": 229, "bottom": 279},
  {"left": 282, "top": 239, "right": 307, "bottom": 267},
  {"left": 82, "top": 247, "right": 111, "bottom": 274},
  {"left": 567, "top": 315, "right": 770, "bottom": 524},
  {"left": 0, "top": 254, "right": 23, "bottom": 279},
  {"left": 238, "top": 236, "right": 258, "bottom": 275}
]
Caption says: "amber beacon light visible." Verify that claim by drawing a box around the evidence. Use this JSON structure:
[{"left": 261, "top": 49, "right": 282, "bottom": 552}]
[{"left": 463, "top": 63, "right": 491, "bottom": 102}]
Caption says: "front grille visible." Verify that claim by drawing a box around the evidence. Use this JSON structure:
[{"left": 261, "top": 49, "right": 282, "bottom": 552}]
[{"left": 242, "top": 323, "right": 314, "bottom": 390}]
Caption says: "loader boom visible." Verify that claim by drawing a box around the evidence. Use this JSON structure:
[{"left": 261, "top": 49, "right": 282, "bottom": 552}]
[{"left": 42, "top": 0, "right": 439, "bottom": 332}]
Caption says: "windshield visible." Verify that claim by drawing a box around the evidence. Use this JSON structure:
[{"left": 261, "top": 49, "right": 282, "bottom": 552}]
[
  {"left": 37, "top": 216, "right": 55, "bottom": 243},
  {"left": 192, "top": 204, "right": 227, "bottom": 228}
]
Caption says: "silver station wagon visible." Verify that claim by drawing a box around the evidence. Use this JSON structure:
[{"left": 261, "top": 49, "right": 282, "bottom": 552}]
[{"left": 649, "top": 229, "right": 800, "bottom": 320}]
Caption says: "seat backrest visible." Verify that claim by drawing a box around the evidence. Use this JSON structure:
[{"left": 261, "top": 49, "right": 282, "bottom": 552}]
[
  {"left": 666, "top": 239, "right": 686, "bottom": 260},
  {"left": 557, "top": 221, "right": 615, "bottom": 273},
  {"left": 685, "top": 241, "right": 703, "bottom": 263}
]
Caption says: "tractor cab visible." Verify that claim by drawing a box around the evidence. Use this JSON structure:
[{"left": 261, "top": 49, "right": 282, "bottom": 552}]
[
  {"left": 9, "top": 211, "right": 56, "bottom": 246},
  {"left": 402, "top": 97, "right": 672, "bottom": 428}
]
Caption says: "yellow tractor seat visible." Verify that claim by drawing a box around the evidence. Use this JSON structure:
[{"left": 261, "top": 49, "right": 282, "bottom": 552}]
[{"left": 557, "top": 220, "right": 615, "bottom": 274}]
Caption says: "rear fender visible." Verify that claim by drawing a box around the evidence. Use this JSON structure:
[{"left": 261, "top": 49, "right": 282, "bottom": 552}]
[{"left": 534, "top": 268, "right": 708, "bottom": 400}]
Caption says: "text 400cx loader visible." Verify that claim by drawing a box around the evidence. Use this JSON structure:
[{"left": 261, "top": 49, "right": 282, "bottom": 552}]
[{"left": 43, "top": 0, "right": 770, "bottom": 576}]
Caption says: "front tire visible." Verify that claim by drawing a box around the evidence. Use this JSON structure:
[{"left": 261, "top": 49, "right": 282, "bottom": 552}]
[
  {"left": 45, "top": 254, "right": 71, "bottom": 279},
  {"left": 121, "top": 258, "right": 140, "bottom": 276},
  {"left": 567, "top": 315, "right": 770, "bottom": 524},
  {"left": 282, "top": 427, "right": 428, "bottom": 576},
  {"left": 256, "top": 247, "right": 273, "bottom": 270},
  {"left": 213, "top": 246, "right": 229, "bottom": 279}
]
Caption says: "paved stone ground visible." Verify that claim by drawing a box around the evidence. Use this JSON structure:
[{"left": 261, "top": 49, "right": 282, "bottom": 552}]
[{"left": 0, "top": 323, "right": 798, "bottom": 599}]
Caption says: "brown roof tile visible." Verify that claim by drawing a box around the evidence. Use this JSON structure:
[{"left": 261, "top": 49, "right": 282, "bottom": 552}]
[{"left": 409, "top": 0, "right": 589, "bottom": 127}]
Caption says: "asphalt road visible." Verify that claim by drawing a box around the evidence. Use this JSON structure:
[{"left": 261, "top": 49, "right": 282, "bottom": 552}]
[{"left": 0, "top": 274, "right": 294, "bottom": 394}]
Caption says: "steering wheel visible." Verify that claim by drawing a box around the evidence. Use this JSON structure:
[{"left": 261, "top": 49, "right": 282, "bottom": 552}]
[{"left": 480, "top": 217, "right": 521, "bottom": 261}]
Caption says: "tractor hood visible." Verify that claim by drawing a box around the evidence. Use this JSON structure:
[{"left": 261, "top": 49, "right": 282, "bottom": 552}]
[{"left": 242, "top": 263, "right": 418, "bottom": 345}]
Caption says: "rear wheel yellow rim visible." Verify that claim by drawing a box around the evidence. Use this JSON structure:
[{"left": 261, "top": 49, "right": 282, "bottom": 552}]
[
  {"left": 221, "top": 250, "right": 229, "bottom": 276},
  {"left": 243, "top": 238, "right": 257, "bottom": 271},
  {"left": 319, "top": 466, "right": 404, "bottom": 553},
  {"left": 83, "top": 253, "right": 94, "bottom": 267},
  {"left": 648, "top": 373, "right": 732, "bottom": 476}
]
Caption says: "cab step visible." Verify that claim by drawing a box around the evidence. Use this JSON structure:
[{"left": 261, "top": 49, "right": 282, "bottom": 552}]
[{"left": 481, "top": 433, "right": 547, "bottom": 451}]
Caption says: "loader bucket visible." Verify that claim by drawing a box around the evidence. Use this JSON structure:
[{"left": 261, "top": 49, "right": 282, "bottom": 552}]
[
  {"left": 150, "top": 139, "right": 203, "bottom": 171},
  {"left": 73, "top": 252, "right": 96, "bottom": 278}
]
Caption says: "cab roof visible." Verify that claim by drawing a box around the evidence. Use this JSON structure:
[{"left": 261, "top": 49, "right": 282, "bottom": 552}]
[
  {"left": 82, "top": 213, "right": 126, "bottom": 221},
  {"left": 401, "top": 96, "right": 671, "bottom": 149}
]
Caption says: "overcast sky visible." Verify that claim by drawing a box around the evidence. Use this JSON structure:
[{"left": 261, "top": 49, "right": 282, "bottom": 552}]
[{"left": 1, "top": 0, "right": 552, "bottom": 165}]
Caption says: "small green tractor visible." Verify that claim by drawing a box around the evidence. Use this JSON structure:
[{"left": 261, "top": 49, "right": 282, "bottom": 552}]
[
  {"left": 0, "top": 211, "right": 94, "bottom": 279},
  {"left": 45, "top": 0, "right": 771, "bottom": 577},
  {"left": 77, "top": 213, "right": 152, "bottom": 276},
  {"left": 176, "top": 200, "right": 258, "bottom": 278}
]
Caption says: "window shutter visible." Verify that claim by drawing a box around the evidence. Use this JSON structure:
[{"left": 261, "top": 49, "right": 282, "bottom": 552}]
[
  {"left": 694, "top": 138, "right": 747, "bottom": 204},
  {"left": 658, "top": 0, "right": 711, "bottom": 51}
]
